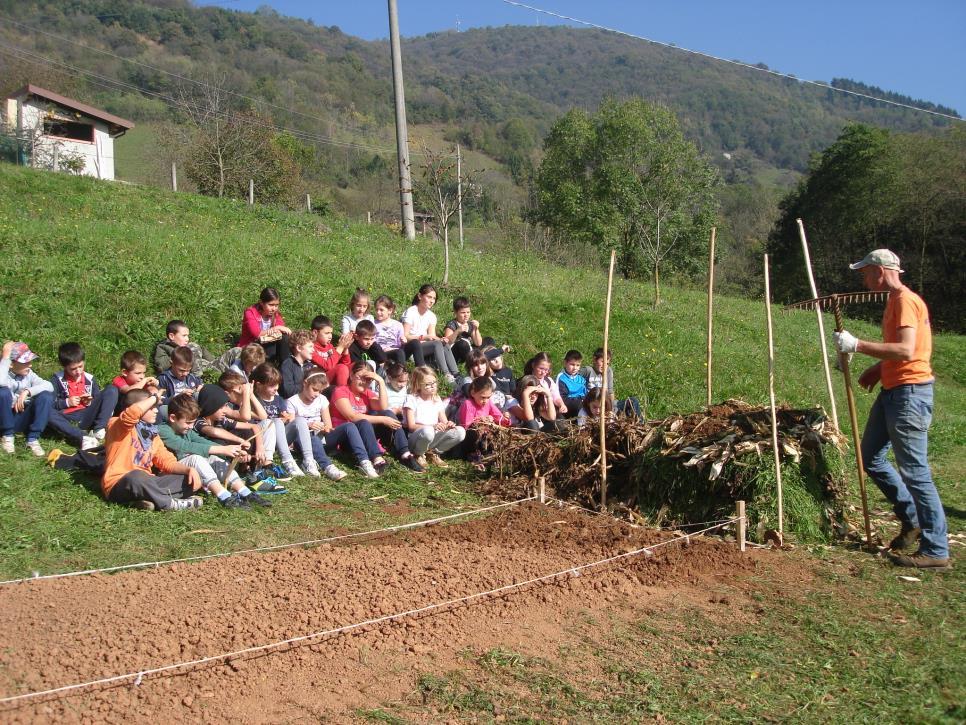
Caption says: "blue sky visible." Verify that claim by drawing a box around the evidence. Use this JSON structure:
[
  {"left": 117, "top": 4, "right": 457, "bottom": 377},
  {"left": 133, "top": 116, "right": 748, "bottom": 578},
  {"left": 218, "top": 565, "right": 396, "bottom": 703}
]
[{"left": 202, "top": 1, "right": 966, "bottom": 114}]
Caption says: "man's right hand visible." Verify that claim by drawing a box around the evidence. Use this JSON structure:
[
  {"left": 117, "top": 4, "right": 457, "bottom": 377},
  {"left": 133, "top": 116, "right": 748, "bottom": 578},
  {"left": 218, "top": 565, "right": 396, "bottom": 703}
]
[{"left": 858, "top": 363, "right": 882, "bottom": 392}]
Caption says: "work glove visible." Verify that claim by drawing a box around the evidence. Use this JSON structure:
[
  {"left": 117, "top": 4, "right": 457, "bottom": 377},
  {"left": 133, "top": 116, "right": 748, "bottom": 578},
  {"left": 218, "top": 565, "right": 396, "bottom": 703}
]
[{"left": 833, "top": 330, "right": 858, "bottom": 354}]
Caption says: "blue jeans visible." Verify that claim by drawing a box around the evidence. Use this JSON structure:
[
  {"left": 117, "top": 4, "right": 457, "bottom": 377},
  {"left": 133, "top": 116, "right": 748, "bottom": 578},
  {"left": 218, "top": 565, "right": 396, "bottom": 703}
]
[
  {"left": 324, "top": 420, "right": 381, "bottom": 463},
  {"left": 0, "top": 388, "right": 53, "bottom": 442},
  {"left": 47, "top": 386, "right": 119, "bottom": 444},
  {"left": 861, "top": 382, "right": 948, "bottom": 558}
]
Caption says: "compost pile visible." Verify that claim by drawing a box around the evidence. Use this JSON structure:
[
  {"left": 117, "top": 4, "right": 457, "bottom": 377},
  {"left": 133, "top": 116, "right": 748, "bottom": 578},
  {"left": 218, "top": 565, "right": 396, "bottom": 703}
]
[{"left": 479, "top": 400, "right": 849, "bottom": 542}]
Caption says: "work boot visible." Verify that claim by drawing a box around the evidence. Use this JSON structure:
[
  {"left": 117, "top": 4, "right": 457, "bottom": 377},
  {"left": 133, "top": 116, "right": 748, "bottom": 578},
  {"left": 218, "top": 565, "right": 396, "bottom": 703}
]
[
  {"left": 888, "top": 525, "right": 922, "bottom": 551},
  {"left": 890, "top": 550, "right": 951, "bottom": 569}
]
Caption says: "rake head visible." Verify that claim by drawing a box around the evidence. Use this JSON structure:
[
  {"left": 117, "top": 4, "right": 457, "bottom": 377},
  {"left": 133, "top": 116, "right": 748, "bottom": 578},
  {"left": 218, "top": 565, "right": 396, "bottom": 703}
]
[{"left": 784, "top": 290, "right": 888, "bottom": 313}]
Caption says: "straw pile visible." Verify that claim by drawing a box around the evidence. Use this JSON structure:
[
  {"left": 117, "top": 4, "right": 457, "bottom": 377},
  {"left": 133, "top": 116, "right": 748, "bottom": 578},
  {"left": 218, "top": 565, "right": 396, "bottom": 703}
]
[{"left": 477, "top": 400, "right": 850, "bottom": 543}]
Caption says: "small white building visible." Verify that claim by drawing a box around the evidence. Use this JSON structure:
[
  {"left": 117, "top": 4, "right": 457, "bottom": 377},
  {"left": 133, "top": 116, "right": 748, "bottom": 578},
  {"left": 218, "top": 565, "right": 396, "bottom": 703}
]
[{"left": 3, "top": 84, "right": 133, "bottom": 180}]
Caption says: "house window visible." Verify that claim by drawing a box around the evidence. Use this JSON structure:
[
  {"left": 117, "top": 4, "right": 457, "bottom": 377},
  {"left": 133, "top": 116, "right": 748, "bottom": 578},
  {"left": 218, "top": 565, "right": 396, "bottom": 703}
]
[{"left": 43, "top": 119, "right": 94, "bottom": 142}]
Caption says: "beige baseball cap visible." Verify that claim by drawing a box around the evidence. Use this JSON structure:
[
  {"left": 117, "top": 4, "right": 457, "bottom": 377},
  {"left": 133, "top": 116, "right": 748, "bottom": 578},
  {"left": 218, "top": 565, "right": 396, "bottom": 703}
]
[{"left": 849, "top": 249, "right": 903, "bottom": 272}]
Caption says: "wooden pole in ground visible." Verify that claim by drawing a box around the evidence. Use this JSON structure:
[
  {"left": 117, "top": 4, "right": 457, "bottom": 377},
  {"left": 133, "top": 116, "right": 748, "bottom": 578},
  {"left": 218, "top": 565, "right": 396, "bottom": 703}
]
[
  {"left": 829, "top": 295, "right": 874, "bottom": 548},
  {"left": 706, "top": 226, "right": 716, "bottom": 408},
  {"left": 764, "top": 254, "right": 784, "bottom": 536},
  {"left": 306, "top": 194, "right": 312, "bottom": 212},
  {"left": 600, "top": 249, "right": 616, "bottom": 511},
  {"left": 248, "top": 178, "right": 254, "bottom": 205},
  {"left": 737, "top": 500, "right": 746, "bottom": 552},
  {"left": 171, "top": 161, "right": 177, "bottom": 192},
  {"left": 457, "top": 143, "right": 465, "bottom": 249},
  {"left": 796, "top": 218, "right": 839, "bottom": 430},
  {"left": 538, "top": 476, "right": 546, "bottom": 504}
]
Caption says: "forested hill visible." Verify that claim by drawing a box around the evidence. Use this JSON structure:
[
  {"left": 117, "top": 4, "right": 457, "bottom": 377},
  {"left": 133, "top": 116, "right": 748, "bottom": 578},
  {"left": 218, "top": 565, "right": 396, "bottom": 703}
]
[{"left": 0, "top": 0, "right": 956, "bottom": 179}]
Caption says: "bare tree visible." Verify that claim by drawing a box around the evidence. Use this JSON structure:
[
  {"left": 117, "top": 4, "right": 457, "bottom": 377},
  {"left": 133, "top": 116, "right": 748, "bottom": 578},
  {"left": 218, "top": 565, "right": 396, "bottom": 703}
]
[{"left": 411, "top": 143, "right": 480, "bottom": 284}]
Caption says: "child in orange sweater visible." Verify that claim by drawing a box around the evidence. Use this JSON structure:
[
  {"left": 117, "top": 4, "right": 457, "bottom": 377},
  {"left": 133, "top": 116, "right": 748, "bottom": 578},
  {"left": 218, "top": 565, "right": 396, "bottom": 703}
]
[{"left": 101, "top": 389, "right": 203, "bottom": 511}]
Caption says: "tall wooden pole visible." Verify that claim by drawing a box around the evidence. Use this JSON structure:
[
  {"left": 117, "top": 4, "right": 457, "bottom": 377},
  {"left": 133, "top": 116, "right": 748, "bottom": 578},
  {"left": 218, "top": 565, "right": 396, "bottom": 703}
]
[
  {"left": 600, "top": 249, "right": 616, "bottom": 511},
  {"left": 706, "top": 226, "right": 716, "bottom": 408},
  {"left": 764, "top": 255, "right": 784, "bottom": 536},
  {"left": 796, "top": 219, "right": 839, "bottom": 430},
  {"left": 457, "top": 144, "right": 465, "bottom": 249},
  {"left": 171, "top": 161, "right": 177, "bottom": 192},
  {"left": 388, "top": 0, "right": 416, "bottom": 241}
]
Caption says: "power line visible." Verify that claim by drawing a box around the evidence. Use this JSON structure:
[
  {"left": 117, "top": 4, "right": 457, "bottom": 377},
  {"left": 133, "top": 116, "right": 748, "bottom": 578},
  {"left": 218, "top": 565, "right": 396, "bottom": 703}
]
[
  {"left": 0, "top": 13, "right": 383, "bottom": 139},
  {"left": 501, "top": 0, "right": 962, "bottom": 122}
]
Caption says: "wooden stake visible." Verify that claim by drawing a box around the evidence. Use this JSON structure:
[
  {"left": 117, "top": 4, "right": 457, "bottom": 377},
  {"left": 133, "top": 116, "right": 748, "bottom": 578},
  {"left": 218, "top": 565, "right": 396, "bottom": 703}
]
[
  {"left": 706, "top": 226, "right": 716, "bottom": 408},
  {"left": 764, "top": 255, "right": 784, "bottom": 535},
  {"left": 248, "top": 178, "right": 254, "bottom": 205},
  {"left": 829, "top": 295, "right": 875, "bottom": 548},
  {"left": 600, "top": 249, "right": 616, "bottom": 511},
  {"left": 796, "top": 219, "right": 839, "bottom": 430},
  {"left": 538, "top": 476, "right": 546, "bottom": 504},
  {"left": 737, "top": 500, "right": 746, "bottom": 552},
  {"left": 171, "top": 161, "right": 177, "bottom": 192},
  {"left": 306, "top": 194, "right": 312, "bottom": 212}
]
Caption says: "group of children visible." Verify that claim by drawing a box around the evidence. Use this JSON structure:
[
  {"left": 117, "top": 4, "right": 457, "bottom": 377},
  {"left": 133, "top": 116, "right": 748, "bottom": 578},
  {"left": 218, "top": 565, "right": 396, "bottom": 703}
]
[{"left": 0, "top": 284, "right": 636, "bottom": 512}]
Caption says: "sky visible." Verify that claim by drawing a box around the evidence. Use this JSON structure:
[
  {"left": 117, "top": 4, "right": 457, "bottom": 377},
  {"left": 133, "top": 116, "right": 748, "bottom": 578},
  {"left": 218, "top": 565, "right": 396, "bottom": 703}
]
[{"left": 200, "top": 0, "right": 966, "bottom": 115}]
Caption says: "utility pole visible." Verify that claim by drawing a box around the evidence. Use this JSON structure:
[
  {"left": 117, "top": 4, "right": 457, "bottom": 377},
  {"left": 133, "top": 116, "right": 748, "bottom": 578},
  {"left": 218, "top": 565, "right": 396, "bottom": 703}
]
[
  {"left": 457, "top": 143, "right": 464, "bottom": 249},
  {"left": 388, "top": 0, "right": 416, "bottom": 241}
]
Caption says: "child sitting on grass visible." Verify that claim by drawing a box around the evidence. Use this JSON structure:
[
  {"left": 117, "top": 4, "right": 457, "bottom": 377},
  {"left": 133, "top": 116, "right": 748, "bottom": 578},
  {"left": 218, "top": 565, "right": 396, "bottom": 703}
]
[
  {"left": 280, "top": 329, "right": 315, "bottom": 399},
  {"left": 310, "top": 315, "right": 353, "bottom": 387},
  {"left": 157, "top": 346, "right": 202, "bottom": 400},
  {"left": 159, "top": 392, "right": 270, "bottom": 508},
  {"left": 0, "top": 341, "right": 53, "bottom": 456},
  {"left": 229, "top": 343, "right": 267, "bottom": 382},
  {"left": 443, "top": 297, "right": 485, "bottom": 365},
  {"left": 383, "top": 362, "right": 409, "bottom": 418},
  {"left": 285, "top": 369, "right": 356, "bottom": 481},
  {"left": 341, "top": 288, "right": 374, "bottom": 334},
  {"left": 47, "top": 342, "right": 119, "bottom": 450},
  {"left": 401, "top": 284, "right": 460, "bottom": 384},
  {"left": 101, "top": 389, "right": 202, "bottom": 511},
  {"left": 403, "top": 366, "right": 465, "bottom": 468},
  {"left": 373, "top": 295, "right": 407, "bottom": 366},
  {"left": 581, "top": 348, "right": 643, "bottom": 420},
  {"left": 111, "top": 351, "right": 158, "bottom": 397},
  {"left": 577, "top": 387, "right": 615, "bottom": 428},
  {"left": 347, "top": 319, "right": 388, "bottom": 373},
  {"left": 504, "top": 374, "right": 559, "bottom": 432},
  {"left": 556, "top": 349, "right": 587, "bottom": 418},
  {"left": 251, "top": 362, "right": 308, "bottom": 479},
  {"left": 525, "top": 352, "right": 568, "bottom": 420},
  {"left": 152, "top": 320, "right": 218, "bottom": 376},
  {"left": 485, "top": 346, "right": 515, "bottom": 396},
  {"left": 456, "top": 376, "right": 509, "bottom": 468}
]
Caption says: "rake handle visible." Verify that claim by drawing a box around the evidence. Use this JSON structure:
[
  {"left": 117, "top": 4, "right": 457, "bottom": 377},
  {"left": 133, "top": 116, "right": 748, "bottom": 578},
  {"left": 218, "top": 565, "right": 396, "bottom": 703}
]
[{"left": 829, "top": 295, "right": 874, "bottom": 548}]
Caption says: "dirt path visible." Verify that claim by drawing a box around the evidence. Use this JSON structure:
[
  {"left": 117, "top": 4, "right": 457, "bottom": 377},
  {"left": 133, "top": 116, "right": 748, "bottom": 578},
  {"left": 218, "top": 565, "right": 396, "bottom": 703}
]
[{"left": 0, "top": 502, "right": 765, "bottom": 722}]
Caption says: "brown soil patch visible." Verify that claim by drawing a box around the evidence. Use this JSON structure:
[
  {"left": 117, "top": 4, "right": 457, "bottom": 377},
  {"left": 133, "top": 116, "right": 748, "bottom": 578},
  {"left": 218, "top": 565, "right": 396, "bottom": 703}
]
[{"left": 0, "top": 502, "right": 772, "bottom": 723}]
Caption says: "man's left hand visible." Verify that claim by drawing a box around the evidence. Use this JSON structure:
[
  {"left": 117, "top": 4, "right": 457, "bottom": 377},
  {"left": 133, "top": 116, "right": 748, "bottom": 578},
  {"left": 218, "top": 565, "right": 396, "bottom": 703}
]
[{"left": 834, "top": 330, "right": 858, "bottom": 354}]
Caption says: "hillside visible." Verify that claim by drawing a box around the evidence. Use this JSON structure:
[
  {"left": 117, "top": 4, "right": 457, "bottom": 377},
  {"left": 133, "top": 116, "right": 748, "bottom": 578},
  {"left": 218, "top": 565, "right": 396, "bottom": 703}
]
[{"left": 0, "top": 0, "right": 956, "bottom": 198}]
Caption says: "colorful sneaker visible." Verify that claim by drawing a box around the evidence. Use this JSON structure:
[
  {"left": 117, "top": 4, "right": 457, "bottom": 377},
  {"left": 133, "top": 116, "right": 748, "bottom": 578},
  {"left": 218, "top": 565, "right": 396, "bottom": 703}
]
[
  {"left": 302, "top": 459, "right": 322, "bottom": 478},
  {"left": 415, "top": 455, "right": 428, "bottom": 469},
  {"left": 1, "top": 436, "right": 13, "bottom": 454},
  {"left": 324, "top": 463, "right": 348, "bottom": 481},
  {"left": 220, "top": 492, "right": 249, "bottom": 508},
  {"left": 358, "top": 460, "right": 380, "bottom": 479},
  {"left": 401, "top": 455, "right": 425, "bottom": 474},
  {"left": 93, "top": 428, "right": 106, "bottom": 442},
  {"left": 249, "top": 477, "right": 288, "bottom": 495},
  {"left": 81, "top": 435, "right": 100, "bottom": 451},
  {"left": 244, "top": 492, "right": 272, "bottom": 508},
  {"left": 281, "top": 459, "right": 304, "bottom": 479},
  {"left": 265, "top": 463, "right": 292, "bottom": 482},
  {"left": 167, "top": 496, "right": 204, "bottom": 511},
  {"left": 26, "top": 440, "right": 45, "bottom": 457}
]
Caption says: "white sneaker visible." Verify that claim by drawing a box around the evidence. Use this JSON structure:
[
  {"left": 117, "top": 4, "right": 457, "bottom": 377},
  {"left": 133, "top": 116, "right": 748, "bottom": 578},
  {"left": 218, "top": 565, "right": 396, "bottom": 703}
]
[
  {"left": 26, "top": 440, "right": 45, "bottom": 457},
  {"left": 81, "top": 435, "right": 99, "bottom": 451},
  {"left": 1, "top": 436, "right": 13, "bottom": 454},
  {"left": 93, "top": 428, "right": 106, "bottom": 441},
  {"left": 282, "top": 459, "right": 304, "bottom": 478},
  {"left": 358, "top": 460, "right": 379, "bottom": 479},
  {"left": 302, "top": 459, "right": 322, "bottom": 478},
  {"left": 324, "top": 463, "right": 348, "bottom": 481}
]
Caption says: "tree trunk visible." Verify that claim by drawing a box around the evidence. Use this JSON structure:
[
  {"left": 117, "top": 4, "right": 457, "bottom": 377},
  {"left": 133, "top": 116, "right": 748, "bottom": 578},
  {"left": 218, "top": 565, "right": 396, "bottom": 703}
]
[
  {"left": 653, "top": 259, "right": 661, "bottom": 308},
  {"left": 443, "top": 224, "right": 450, "bottom": 285}
]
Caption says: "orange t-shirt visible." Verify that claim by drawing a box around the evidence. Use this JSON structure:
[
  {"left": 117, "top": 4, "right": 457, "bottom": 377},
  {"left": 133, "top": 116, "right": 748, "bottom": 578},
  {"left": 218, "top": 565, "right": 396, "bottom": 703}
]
[
  {"left": 101, "top": 405, "right": 178, "bottom": 498},
  {"left": 881, "top": 287, "right": 933, "bottom": 389}
]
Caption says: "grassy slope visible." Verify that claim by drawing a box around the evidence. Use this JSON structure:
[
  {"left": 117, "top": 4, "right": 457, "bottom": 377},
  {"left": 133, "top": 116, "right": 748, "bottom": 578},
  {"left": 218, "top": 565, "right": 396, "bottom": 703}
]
[{"left": 0, "top": 165, "right": 962, "bottom": 720}]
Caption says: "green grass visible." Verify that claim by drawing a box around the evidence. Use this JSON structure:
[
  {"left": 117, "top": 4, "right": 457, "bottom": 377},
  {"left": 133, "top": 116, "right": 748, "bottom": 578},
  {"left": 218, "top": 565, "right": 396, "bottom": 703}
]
[{"left": 0, "top": 164, "right": 962, "bottom": 719}]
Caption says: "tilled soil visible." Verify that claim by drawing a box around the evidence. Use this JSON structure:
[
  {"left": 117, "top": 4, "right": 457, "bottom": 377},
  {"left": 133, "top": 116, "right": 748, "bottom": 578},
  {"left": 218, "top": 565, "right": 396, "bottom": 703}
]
[{"left": 0, "top": 501, "right": 762, "bottom": 722}]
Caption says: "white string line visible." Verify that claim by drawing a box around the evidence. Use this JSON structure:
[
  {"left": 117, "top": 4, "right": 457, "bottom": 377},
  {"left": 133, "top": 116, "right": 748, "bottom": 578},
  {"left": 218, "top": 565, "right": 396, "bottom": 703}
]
[
  {"left": 501, "top": 0, "right": 962, "bottom": 122},
  {"left": 0, "top": 497, "right": 536, "bottom": 587},
  {"left": 0, "top": 517, "right": 735, "bottom": 708},
  {"left": 545, "top": 497, "right": 734, "bottom": 531}
]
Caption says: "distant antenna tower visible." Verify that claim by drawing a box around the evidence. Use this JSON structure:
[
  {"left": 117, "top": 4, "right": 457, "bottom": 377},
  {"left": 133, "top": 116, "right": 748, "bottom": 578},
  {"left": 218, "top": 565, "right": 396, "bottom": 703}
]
[{"left": 456, "top": 16, "right": 461, "bottom": 32}]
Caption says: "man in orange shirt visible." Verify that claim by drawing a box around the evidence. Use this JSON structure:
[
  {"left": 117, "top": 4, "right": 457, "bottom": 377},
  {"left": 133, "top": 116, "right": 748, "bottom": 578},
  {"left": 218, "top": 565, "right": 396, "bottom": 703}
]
[{"left": 834, "top": 249, "right": 949, "bottom": 569}]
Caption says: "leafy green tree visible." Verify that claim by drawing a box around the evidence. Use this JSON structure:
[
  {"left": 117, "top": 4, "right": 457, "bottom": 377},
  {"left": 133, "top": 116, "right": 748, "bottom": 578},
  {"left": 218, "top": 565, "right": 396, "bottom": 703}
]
[{"left": 533, "top": 98, "right": 719, "bottom": 304}]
